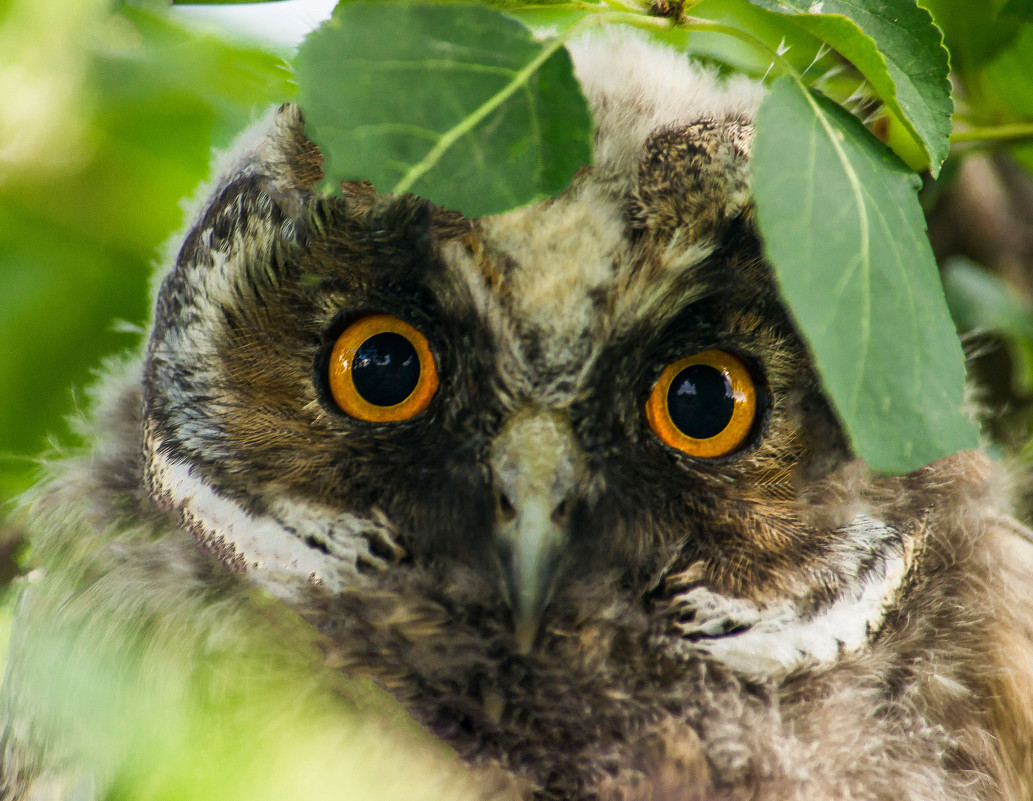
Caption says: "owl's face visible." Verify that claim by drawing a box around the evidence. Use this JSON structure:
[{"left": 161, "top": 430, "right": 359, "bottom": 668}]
[
  {"left": 145, "top": 104, "right": 856, "bottom": 614},
  {"left": 142, "top": 33, "right": 910, "bottom": 672}
]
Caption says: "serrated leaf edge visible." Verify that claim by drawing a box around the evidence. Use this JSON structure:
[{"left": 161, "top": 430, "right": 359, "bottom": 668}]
[{"left": 742, "top": 0, "right": 951, "bottom": 173}]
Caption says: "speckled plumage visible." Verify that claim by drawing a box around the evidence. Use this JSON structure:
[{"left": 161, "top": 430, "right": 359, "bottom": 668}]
[{"left": 3, "top": 31, "right": 1033, "bottom": 801}]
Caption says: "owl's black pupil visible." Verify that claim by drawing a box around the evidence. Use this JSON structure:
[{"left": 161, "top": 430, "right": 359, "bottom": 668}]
[
  {"left": 351, "top": 332, "right": 420, "bottom": 406},
  {"left": 667, "top": 364, "right": 735, "bottom": 439}
]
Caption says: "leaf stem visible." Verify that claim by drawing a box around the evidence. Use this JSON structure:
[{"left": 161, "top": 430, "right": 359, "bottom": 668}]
[{"left": 951, "top": 122, "right": 1033, "bottom": 145}]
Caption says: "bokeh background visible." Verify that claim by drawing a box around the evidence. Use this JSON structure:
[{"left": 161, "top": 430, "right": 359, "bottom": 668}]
[{"left": 0, "top": 0, "right": 332, "bottom": 510}]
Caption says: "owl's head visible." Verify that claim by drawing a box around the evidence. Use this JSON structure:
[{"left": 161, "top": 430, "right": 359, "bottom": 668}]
[{"left": 142, "top": 33, "right": 909, "bottom": 676}]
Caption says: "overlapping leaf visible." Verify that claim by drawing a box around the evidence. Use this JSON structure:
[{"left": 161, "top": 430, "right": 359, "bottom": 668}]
[{"left": 745, "top": 0, "right": 952, "bottom": 175}]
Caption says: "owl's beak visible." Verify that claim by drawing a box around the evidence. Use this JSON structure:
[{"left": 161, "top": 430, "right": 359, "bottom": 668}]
[{"left": 489, "top": 409, "right": 583, "bottom": 654}]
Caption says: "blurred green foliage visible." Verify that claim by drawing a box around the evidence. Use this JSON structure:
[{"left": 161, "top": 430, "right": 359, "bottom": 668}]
[{"left": 0, "top": 0, "right": 292, "bottom": 505}]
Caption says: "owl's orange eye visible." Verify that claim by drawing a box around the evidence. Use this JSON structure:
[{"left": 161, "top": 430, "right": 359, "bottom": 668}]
[
  {"left": 645, "top": 349, "right": 756, "bottom": 458},
  {"left": 328, "top": 314, "right": 439, "bottom": 422}
]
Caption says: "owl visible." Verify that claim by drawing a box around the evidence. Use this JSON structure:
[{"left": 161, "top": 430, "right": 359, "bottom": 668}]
[{"left": 3, "top": 30, "right": 1033, "bottom": 801}]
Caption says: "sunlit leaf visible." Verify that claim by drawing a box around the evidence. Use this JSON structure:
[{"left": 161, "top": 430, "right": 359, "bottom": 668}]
[
  {"left": 753, "top": 78, "right": 978, "bottom": 473},
  {"left": 744, "top": 0, "right": 952, "bottom": 175},
  {"left": 666, "top": 0, "right": 836, "bottom": 79},
  {"left": 295, "top": 1, "right": 592, "bottom": 217}
]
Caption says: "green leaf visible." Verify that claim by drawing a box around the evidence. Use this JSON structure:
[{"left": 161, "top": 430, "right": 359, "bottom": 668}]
[
  {"left": 942, "top": 256, "right": 1033, "bottom": 341},
  {"left": 743, "top": 0, "right": 952, "bottom": 175},
  {"left": 294, "top": 2, "right": 592, "bottom": 217},
  {"left": 508, "top": 6, "right": 594, "bottom": 33},
  {"left": 753, "top": 77, "right": 978, "bottom": 473},
  {"left": 477, "top": 0, "right": 574, "bottom": 7},
  {"left": 678, "top": 0, "right": 837, "bottom": 78},
  {"left": 116, "top": 0, "right": 169, "bottom": 9},
  {"left": 981, "top": 27, "right": 1033, "bottom": 121},
  {"left": 942, "top": 256, "right": 1033, "bottom": 397}
]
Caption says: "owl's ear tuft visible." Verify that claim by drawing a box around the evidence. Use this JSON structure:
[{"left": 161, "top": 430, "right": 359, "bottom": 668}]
[
  {"left": 267, "top": 103, "right": 325, "bottom": 195},
  {"left": 629, "top": 121, "right": 754, "bottom": 241},
  {"left": 299, "top": 186, "right": 473, "bottom": 290},
  {"left": 150, "top": 105, "right": 327, "bottom": 382},
  {"left": 165, "top": 103, "right": 323, "bottom": 280},
  {"left": 368, "top": 193, "right": 436, "bottom": 240},
  {"left": 337, "top": 180, "right": 380, "bottom": 216}
]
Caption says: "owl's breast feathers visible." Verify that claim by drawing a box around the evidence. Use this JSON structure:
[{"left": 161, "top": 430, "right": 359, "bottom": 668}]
[{"left": 5, "top": 31, "right": 1033, "bottom": 801}]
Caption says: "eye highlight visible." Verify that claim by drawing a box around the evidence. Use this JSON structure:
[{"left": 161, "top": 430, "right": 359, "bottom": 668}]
[
  {"left": 328, "top": 314, "right": 439, "bottom": 422},
  {"left": 646, "top": 349, "right": 756, "bottom": 458}
]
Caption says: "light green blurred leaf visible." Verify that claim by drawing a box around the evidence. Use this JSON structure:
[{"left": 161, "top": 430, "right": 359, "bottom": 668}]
[
  {"left": 942, "top": 257, "right": 1033, "bottom": 340},
  {"left": 5, "top": 543, "right": 484, "bottom": 801},
  {"left": 294, "top": 1, "right": 592, "bottom": 217},
  {"left": 753, "top": 78, "right": 978, "bottom": 473},
  {"left": 980, "top": 27, "right": 1033, "bottom": 118},
  {"left": 943, "top": 256, "right": 1033, "bottom": 395}
]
